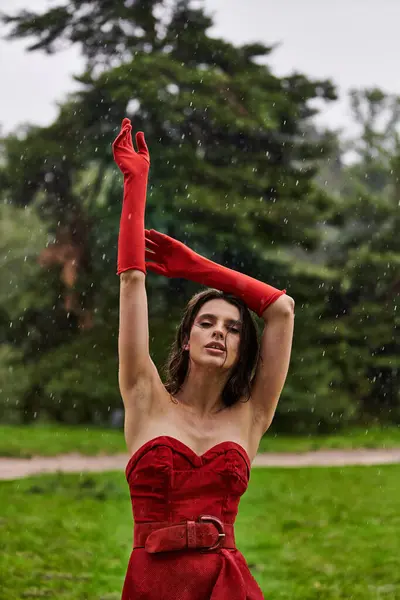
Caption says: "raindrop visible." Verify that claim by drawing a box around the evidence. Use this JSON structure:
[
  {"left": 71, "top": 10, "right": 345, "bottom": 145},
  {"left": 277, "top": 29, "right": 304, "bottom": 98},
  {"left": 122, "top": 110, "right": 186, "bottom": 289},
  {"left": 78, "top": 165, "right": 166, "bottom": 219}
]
[
  {"left": 126, "top": 98, "right": 140, "bottom": 114},
  {"left": 166, "top": 83, "right": 179, "bottom": 95}
]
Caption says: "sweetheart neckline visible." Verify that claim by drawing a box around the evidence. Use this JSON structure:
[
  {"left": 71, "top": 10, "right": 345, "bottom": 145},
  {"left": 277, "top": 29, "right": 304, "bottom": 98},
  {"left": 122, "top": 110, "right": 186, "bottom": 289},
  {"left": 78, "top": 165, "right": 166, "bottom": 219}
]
[{"left": 126, "top": 435, "right": 251, "bottom": 472}]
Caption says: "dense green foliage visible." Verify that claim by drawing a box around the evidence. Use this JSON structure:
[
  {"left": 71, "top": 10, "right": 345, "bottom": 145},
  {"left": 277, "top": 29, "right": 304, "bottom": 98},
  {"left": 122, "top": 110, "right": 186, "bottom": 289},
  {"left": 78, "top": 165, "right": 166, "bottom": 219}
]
[{"left": 0, "top": 1, "right": 398, "bottom": 430}]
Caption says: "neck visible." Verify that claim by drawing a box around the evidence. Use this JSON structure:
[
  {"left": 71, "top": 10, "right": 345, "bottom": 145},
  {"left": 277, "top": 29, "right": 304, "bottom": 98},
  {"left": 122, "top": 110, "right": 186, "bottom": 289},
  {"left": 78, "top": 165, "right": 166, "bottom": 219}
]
[{"left": 174, "top": 368, "right": 229, "bottom": 417}]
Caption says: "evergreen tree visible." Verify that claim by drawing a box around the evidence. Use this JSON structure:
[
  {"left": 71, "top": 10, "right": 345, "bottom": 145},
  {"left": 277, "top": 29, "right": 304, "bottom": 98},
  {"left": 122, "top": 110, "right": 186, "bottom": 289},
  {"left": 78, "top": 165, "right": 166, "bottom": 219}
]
[
  {"left": 328, "top": 89, "right": 400, "bottom": 421},
  {"left": 1, "top": 0, "right": 345, "bottom": 428}
]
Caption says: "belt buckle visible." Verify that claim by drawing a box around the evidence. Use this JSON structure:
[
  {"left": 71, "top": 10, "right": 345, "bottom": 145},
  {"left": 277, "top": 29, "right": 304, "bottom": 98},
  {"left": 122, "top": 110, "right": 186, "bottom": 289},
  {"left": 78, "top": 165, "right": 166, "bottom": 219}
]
[{"left": 197, "top": 514, "right": 225, "bottom": 551}]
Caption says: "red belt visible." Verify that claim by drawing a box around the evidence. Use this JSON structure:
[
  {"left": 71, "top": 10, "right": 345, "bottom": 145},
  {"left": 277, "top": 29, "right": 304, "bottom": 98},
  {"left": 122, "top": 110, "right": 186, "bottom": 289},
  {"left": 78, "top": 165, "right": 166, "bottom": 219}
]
[{"left": 134, "top": 515, "right": 235, "bottom": 553}]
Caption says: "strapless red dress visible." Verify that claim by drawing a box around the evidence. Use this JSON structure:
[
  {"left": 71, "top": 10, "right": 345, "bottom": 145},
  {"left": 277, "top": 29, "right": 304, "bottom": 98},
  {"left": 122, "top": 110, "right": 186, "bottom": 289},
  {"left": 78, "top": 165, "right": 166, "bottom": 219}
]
[{"left": 121, "top": 435, "right": 264, "bottom": 599}]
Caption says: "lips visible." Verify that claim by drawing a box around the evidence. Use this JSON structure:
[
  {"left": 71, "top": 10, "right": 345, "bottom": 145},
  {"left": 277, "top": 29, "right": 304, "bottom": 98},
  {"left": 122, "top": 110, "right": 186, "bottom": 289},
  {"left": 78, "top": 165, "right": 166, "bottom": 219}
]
[{"left": 205, "top": 342, "right": 225, "bottom": 351}]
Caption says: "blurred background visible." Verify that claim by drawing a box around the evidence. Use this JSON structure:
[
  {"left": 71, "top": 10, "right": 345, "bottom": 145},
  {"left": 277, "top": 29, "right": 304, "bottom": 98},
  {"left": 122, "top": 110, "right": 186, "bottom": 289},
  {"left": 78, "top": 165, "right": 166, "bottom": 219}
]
[{"left": 0, "top": 2, "right": 399, "bottom": 598}]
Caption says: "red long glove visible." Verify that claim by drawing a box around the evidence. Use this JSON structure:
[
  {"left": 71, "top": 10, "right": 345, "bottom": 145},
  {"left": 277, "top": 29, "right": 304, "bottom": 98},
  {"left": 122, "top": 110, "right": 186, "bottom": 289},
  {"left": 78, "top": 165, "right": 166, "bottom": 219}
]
[
  {"left": 145, "top": 229, "right": 285, "bottom": 317},
  {"left": 112, "top": 118, "right": 150, "bottom": 275}
]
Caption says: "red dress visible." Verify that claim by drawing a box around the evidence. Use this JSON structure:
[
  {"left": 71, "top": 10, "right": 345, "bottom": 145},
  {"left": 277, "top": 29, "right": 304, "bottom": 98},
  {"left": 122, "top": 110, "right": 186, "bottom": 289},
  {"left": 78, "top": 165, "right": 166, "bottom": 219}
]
[{"left": 122, "top": 435, "right": 264, "bottom": 599}]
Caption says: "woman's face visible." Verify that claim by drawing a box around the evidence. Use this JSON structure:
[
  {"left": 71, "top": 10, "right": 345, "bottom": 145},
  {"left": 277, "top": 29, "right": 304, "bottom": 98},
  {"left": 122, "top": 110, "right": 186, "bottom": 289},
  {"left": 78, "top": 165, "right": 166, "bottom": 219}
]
[{"left": 188, "top": 299, "right": 242, "bottom": 371}]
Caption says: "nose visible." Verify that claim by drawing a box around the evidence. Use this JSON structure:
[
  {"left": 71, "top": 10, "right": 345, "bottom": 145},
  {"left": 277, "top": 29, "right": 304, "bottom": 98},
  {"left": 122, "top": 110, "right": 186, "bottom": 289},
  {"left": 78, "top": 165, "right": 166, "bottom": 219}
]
[{"left": 212, "top": 329, "right": 224, "bottom": 341}]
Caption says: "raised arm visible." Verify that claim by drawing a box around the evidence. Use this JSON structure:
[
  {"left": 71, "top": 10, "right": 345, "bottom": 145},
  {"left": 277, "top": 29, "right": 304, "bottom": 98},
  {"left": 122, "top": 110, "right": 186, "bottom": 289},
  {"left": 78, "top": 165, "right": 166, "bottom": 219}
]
[
  {"left": 113, "top": 120, "right": 159, "bottom": 429},
  {"left": 118, "top": 271, "right": 157, "bottom": 395},
  {"left": 144, "top": 228, "right": 292, "bottom": 430},
  {"left": 250, "top": 295, "right": 295, "bottom": 432}
]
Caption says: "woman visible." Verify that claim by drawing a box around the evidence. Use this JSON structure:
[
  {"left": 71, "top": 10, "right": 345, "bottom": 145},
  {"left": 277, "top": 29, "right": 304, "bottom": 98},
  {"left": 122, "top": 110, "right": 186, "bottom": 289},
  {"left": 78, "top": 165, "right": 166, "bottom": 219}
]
[{"left": 113, "top": 118, "right": 295, "bottom": 599}]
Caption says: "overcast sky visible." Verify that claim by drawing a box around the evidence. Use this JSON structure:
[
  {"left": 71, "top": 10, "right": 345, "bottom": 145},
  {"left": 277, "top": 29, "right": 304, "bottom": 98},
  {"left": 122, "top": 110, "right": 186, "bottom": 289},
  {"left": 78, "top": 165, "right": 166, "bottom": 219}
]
[{"left": 1, "top": 0, "right": 399, "bottom": 135}]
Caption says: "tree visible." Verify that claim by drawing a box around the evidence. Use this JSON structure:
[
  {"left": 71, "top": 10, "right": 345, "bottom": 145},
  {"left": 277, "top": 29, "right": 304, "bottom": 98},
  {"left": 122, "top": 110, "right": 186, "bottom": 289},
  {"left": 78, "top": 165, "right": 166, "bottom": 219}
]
[
  {"left": 1, "top": 0, "right": 344, "bottom": 428},
  {"left": 322, "top": 89, "right": 400, "bottom": 422}
]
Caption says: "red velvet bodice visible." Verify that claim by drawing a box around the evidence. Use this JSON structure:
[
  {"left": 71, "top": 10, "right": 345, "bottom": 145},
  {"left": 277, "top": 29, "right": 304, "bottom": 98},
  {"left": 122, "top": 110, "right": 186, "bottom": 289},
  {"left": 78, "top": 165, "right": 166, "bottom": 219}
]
[{"left": 122, "top": 435, "right": 264, "bottom": 599}]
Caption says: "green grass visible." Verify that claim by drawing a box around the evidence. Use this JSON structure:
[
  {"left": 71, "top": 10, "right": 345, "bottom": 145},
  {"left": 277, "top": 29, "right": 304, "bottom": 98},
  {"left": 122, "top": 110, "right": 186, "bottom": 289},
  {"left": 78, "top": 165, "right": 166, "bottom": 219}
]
[
  {"left": 0, "top": 424, "right": 126, "bottom": 458},
  {"left": 258, "top": 425, "right": 400, "bottom": 453},
  {"left": 0, "top": 423, "right": 399, "bottom": 458},
  {"left": 0, "top": 465, "right": 399, "bottom": 599}
]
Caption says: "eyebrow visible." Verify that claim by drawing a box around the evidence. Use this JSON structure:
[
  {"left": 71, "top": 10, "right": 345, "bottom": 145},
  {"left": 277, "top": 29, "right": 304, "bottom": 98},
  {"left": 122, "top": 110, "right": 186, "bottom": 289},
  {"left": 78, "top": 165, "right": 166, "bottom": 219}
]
[{"left": 197, "top": 313, "right": 242, "bottom": 326}]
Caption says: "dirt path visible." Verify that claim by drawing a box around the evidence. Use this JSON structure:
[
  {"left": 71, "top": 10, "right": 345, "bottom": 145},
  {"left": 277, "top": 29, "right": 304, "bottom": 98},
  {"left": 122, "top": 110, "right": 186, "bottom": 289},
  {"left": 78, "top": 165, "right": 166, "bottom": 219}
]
[{"left": 1, "top": 448, "right": 400, "bottom": 480}]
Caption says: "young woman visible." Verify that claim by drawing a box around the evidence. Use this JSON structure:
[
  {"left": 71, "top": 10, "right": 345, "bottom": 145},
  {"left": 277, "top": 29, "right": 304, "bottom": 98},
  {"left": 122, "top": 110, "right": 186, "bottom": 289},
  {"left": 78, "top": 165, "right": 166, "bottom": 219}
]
[{"left": 113, "top": 118, "right": 295, "bottom": 599}]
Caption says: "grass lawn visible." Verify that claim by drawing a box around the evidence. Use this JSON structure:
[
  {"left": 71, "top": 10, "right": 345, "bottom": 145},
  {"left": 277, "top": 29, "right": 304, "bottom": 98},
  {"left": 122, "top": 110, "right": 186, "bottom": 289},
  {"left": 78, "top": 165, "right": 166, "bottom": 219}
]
[
  {"left": 0, "top": 465, "right": 399, "bottom": 599},
  {"left": 0, "top": 423, "right": 399, "bottom": 458},
  {"left": 259, "top": 425, "right": 400, "bottom": 453},
  {"left": 0, "top": 424, "right": 126, "bottom": 458}
]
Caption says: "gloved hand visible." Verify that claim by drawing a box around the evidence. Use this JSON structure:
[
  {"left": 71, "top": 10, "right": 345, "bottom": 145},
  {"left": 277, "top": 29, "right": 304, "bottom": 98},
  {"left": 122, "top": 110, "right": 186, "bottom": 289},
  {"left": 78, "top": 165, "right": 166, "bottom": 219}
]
[
  {"left": 145, "top": 229, "right": 199, "bottom": 277},
  {"left": 145, "top": 229, "right": 285, "bottom": 317}
]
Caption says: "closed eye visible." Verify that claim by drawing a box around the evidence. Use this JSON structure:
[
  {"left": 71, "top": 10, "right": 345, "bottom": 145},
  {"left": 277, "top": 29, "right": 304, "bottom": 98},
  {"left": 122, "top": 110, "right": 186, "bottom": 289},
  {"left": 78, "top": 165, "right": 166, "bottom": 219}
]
[{"left": 200, "top": 322, "right": 240, "bottom": 334}]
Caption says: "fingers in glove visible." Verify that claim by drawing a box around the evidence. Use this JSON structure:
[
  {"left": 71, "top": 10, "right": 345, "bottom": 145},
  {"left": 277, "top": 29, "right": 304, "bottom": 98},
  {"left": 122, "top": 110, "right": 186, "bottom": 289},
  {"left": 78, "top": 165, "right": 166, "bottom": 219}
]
[
  {"left": 144, "top": 237, "right": 158, "bottom": 252},
  {"left": 113, "top": 123, "right": 133, "bottom": 151},
  {"left": 145, "top": 248, "right": 159, "bottom": 262},
  {"left": 145, "top": 229, "right": 166, "bottom": 243},
  {"left": 145, "top": 262, "right": 166, "bottom": 276},
  {"left": 135, "top": 132, "right": 150, "bottom": 163},
  {"left": 145, "top": 229, "right": 180, "bottom": 249}
]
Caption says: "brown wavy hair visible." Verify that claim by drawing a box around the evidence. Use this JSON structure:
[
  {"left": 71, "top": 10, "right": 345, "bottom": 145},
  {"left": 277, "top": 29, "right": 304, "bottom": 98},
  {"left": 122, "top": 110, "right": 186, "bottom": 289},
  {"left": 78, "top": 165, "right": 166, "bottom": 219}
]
[{"left": 162, "top": 288, "right": 261, "bottom": 408}]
